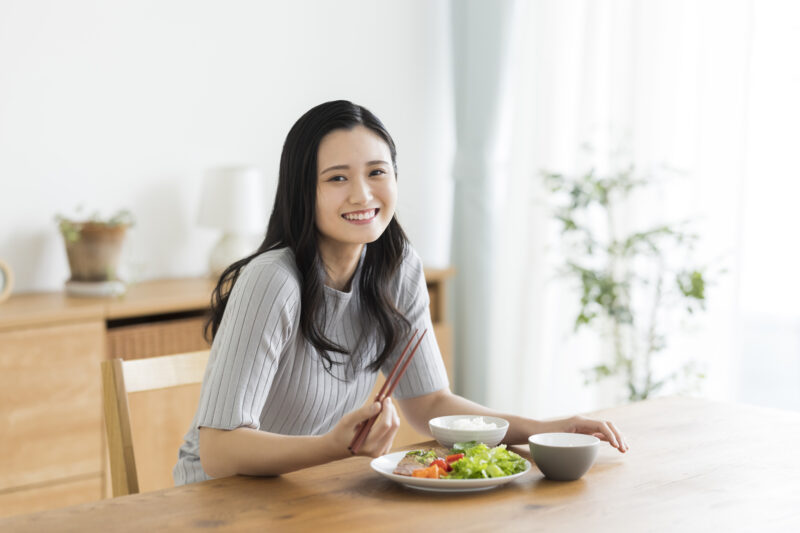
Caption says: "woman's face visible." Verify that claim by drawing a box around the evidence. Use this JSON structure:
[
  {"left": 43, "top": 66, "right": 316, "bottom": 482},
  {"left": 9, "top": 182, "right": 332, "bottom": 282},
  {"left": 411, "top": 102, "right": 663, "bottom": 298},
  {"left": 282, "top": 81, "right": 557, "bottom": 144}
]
[{"left": 315, "top": 125, "right": 397, "bottom": 251}]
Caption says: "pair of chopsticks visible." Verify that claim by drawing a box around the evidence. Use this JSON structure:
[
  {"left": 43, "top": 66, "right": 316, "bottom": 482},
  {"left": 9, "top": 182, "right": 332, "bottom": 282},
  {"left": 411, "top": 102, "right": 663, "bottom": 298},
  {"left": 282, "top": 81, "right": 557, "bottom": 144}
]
[{"left": 348, "top": 328, "right": 428, "bottom": 455}]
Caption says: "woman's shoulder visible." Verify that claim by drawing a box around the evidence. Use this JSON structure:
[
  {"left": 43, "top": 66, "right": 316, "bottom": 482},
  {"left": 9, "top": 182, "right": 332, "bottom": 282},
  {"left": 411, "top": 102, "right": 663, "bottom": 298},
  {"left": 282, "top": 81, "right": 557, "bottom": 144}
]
[
  {"left": 238, "top": 247, "right": 302, "bottom": 295},
  {"left": 401, "top": 244, "right": 423, "bottom": 269}
]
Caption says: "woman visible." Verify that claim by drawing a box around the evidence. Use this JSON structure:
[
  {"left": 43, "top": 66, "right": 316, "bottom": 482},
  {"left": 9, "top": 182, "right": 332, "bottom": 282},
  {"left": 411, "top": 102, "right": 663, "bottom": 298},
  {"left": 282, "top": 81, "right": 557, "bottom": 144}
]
[{"left": 174, "top": 100, "right": 628, "bottom": 485}]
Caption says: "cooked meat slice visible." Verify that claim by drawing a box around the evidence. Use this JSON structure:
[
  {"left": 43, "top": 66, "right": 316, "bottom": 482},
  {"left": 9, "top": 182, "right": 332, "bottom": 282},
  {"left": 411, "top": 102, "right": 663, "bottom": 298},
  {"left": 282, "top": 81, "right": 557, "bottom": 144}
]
[
  {"left": 392, "top": 446, "right": 452, "bottom": 477},
  {"left": 393, "top": 454, "right": 427, "bottom": 476}
]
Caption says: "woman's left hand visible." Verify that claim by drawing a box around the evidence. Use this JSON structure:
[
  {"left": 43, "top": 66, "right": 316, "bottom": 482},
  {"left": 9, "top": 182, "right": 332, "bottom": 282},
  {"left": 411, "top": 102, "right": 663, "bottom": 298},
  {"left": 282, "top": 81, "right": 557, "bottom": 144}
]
[{"left": 556, "top": 416, "right": 629, "bottom": 453}]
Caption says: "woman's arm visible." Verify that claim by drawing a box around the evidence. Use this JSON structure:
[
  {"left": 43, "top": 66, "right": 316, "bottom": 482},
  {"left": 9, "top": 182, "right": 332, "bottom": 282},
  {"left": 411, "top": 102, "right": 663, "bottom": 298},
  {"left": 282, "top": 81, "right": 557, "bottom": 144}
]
[
  {"left": 199, "top": 396, "right": 401, "bottom": 477},
  {"left": 199, "top": 427, "right": 338, "bottom": 478},
  {"left": 396, "top": 389, "right": 628, "bottom": 452}
]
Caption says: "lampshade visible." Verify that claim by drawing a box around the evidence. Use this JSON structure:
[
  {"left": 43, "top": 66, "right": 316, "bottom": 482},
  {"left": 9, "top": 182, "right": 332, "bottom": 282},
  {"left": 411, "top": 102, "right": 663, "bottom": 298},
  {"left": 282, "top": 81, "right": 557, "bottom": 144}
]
[{"left": 198, "top": 166, "right": 270, "bottom": 233}]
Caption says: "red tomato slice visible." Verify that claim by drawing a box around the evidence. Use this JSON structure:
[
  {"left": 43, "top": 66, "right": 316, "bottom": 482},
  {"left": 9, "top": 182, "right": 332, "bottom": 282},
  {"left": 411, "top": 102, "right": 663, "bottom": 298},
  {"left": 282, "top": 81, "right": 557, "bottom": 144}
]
[
  {"left": 446, "top": 453, "right": 464, "bottom": 464},
  {"left": 431, "top": 459, "right": 448, "bottom": 471}
]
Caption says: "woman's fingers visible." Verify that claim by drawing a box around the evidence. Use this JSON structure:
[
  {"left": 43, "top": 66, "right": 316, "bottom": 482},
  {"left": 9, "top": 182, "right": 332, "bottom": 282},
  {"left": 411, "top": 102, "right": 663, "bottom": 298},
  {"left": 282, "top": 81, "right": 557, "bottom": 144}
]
[
  {"left": 571, "top": 415, "right": 628, "bottom": 453},
  {"left": 352, "top": 401, "right": 380, "bottom": 432},
  {"left": 368, "top": 397, "right": 399, "bottom": 456},
  {"left": 597, "top": 421, "right": 620, "bottom": 449},
  {"left": 608, "top": 421, "right": 628, "bottom": 452},
  {"left": 593, "top": 420, "right": 628, "bottom": 452},
  {"left": 346, "top": 396, "right": 399, "bottom": 457},
  {"left": 375, "top": 398, "right": 397, "bottom": 438},
  {"left": 377, "top": 399, "right": 400, "bottom": 456},
  {"left": 385, "top": 400, "right": 401, "bottom": 454}
]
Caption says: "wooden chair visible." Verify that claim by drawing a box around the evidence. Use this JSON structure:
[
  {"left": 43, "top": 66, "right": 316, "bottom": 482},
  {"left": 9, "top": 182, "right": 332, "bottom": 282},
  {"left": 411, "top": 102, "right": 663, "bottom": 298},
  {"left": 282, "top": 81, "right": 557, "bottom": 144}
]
[{"left": 101, "top": 350, "right": 210, "bottom": 497}]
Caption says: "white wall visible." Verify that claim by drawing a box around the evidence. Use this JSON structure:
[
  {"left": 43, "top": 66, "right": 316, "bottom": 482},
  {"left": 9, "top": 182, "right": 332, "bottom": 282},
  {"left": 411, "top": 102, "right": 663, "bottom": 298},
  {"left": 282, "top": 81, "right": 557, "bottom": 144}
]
[{"left": 0, "top": 0, "right": 454, "bottom": 292}]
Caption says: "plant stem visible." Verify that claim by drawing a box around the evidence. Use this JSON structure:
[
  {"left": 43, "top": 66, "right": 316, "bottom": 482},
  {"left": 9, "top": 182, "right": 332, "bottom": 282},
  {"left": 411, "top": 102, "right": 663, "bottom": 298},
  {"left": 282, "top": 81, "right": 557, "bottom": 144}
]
[
  {"left": 605, "top": 186, "right": 631, "bottom": 399},
  {"left": 643, "top": 259, "right": 665, "bottom": 397}
]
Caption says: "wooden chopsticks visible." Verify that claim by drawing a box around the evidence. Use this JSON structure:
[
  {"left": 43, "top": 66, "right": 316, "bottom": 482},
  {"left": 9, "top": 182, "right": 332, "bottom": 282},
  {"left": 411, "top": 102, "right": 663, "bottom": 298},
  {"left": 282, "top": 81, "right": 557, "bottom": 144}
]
[{"left": 348, "top": 328, "right": 428, "bottom": 455}]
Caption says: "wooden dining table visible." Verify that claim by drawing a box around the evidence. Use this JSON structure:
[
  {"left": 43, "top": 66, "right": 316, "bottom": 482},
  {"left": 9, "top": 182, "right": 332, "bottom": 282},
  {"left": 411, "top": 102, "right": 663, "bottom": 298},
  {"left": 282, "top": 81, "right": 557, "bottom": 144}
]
[{"left": 2, "top": 396, "right": 799, "bottom": 532}]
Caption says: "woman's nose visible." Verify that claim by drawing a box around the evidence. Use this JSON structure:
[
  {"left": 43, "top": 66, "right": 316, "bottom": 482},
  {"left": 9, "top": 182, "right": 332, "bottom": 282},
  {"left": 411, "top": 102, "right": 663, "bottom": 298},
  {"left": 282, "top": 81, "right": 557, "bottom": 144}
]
[{"left": 349, "top": 176, "right": 374, "bottom": 204}]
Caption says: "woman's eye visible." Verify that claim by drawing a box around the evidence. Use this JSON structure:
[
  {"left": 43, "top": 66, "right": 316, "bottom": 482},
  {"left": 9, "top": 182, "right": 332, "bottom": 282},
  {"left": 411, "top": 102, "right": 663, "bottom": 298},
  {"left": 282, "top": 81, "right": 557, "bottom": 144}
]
[
  {"left": 370, "top": 169, "right": 386, "bottom": 176},
  {"left": 328, "top": 175, "right": 346, "bottom": 182}
]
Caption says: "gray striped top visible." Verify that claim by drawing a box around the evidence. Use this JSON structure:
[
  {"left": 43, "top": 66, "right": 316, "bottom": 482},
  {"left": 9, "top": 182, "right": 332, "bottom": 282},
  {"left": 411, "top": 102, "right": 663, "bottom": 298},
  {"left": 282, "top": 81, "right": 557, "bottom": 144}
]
[{"left": 173, "top": 245, "right": 449, "bottom": 485}]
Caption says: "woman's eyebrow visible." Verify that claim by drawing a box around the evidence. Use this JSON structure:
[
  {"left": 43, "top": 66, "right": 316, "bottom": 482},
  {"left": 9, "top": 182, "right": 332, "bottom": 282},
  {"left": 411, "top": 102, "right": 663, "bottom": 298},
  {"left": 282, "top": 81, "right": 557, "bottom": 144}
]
[
  {"left": 320, "top": 164, "right": 348, "bottom": 175},
  {"left": 320, "top": 160, "right": 389, "bottom": 175}
]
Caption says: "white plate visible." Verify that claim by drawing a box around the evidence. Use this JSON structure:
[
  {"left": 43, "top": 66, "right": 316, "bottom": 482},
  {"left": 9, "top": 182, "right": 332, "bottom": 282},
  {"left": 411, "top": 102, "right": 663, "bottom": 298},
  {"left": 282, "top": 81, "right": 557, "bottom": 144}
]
[{"left": 370, "top": 451, "right": 531, "bottom": 492}]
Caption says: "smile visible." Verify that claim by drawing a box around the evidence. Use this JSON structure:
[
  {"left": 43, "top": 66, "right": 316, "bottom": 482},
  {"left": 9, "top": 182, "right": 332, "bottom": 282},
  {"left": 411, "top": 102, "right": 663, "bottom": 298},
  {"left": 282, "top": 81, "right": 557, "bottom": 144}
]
[{"left": 342, "top": 208, "right": 379, "bottom": 223}]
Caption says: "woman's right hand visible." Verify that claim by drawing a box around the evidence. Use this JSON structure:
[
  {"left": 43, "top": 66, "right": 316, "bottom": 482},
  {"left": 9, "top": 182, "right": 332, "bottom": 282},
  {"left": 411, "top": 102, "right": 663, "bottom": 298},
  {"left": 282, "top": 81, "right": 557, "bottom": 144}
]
[{"left": 324, "top": 396, "right": 400, "bottom": 459}]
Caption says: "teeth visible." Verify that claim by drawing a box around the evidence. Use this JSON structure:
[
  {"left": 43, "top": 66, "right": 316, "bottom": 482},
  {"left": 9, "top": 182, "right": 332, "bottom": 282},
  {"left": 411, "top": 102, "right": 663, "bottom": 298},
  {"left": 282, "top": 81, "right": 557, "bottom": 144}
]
[{"left": 344, "top": 209, "right": 375, "bottom": 221}]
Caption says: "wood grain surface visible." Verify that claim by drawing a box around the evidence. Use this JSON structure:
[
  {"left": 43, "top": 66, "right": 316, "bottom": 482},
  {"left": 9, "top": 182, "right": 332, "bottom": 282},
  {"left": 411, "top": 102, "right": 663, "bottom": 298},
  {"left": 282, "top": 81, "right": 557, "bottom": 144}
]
[
  {"left": 0, "top": 278, "right": 215, "bottom": 331},
  {"left": 3, "top": 396, "right": 798, "bottom": 532},
  {"left": 0, "top": 321, "right": 105, "bottom": 491}
]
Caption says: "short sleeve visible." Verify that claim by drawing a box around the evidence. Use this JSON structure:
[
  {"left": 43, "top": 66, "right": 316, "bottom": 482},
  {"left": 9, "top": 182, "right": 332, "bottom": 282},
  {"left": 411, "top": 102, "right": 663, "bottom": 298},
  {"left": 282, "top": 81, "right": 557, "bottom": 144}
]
[
  {"left": 380, "top": 248, "right": 450, "bottom": 399},
  {"left": 194, "top": 253, "right": 300, "bottom": 431}
]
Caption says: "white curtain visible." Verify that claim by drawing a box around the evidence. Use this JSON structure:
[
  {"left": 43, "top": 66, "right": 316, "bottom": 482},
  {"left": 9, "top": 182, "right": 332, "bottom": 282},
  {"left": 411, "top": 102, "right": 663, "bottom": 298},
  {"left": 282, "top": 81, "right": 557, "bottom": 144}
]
[
  {"left": 449, "top": 0, "right": 520, "bottom": 404},
  {"left": 450, "top": 0, "right": 800, "bottom": 417},
  {"left": 734, "top": 0, "right": 800, "bottom": 410}
]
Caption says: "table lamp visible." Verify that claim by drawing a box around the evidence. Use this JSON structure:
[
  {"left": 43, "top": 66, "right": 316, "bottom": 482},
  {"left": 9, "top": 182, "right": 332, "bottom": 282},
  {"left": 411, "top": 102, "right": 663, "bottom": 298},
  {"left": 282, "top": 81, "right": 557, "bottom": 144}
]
[{"left": 198, "top": 166, "right": 271, "bottom": 277}]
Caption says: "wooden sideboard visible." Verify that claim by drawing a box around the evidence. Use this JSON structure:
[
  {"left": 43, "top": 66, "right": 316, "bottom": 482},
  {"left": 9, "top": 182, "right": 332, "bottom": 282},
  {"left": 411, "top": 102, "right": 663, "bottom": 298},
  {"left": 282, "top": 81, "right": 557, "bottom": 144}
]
[{"left": 0, "top": 269, "right": 454, "bottom": 518}]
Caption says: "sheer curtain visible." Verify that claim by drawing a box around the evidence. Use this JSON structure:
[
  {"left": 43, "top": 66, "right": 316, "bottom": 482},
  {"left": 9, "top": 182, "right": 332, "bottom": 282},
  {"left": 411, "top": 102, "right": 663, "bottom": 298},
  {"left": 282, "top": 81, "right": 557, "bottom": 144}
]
[
  {"left": 448, "top": 0, "right": 800, "bottom": 418},
  {"left": 451, "top": 0, "right": 799, "bottom": 416},
  {"left": 449, "top": 0, "right": 520, "bottom": 404},
  {"left": 736, "top": 0, "right": 800, "bottom": 410}
]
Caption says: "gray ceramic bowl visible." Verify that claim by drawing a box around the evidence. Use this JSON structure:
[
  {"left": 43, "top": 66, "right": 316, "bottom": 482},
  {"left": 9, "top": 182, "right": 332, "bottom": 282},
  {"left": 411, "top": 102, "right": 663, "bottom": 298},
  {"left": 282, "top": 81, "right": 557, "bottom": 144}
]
[{"left": 528, "top": 433, "right": 600, "bottom": 481}]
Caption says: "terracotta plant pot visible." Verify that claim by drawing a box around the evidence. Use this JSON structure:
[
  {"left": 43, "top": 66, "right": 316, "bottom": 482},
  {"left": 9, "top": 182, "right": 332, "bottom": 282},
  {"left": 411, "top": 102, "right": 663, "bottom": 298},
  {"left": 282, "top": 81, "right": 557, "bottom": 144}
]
[{"left": 61, "top": 222, "right": 128, "bottom": 282}]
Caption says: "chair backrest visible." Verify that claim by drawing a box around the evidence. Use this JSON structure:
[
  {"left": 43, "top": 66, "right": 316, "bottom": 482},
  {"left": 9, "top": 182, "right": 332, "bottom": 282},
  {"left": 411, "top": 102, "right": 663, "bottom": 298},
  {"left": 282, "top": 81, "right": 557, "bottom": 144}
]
[{"left": 101, "top": 350, "right": 210, "bottom": 497}]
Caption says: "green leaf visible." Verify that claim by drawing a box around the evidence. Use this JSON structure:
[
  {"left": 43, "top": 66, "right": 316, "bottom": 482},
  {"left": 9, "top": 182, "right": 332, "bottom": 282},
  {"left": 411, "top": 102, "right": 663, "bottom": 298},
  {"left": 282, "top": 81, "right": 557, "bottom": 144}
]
[{"left": 677, "top": 269, "right": 706, "bottom": 300}]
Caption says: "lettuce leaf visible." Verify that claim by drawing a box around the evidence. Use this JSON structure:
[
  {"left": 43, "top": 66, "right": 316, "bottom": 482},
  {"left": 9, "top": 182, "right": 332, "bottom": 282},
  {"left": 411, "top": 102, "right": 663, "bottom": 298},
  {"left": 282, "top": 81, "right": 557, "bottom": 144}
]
[{"left": 446, "top": 442, "right": 527, "bottom": 479}]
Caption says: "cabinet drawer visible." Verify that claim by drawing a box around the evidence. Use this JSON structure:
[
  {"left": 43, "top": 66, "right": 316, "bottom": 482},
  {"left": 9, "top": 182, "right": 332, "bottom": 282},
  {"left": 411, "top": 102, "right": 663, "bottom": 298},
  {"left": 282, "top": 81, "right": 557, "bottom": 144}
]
[{"left": 0, "top": 321, "right": 105, "bottom": 490}]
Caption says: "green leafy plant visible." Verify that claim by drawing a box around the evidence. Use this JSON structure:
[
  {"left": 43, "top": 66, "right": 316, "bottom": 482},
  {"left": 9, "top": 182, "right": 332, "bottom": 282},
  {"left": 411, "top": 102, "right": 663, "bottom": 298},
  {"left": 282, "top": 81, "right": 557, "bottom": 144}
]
[{"left": 543, "top": 166, "right": 715, "bottom": 401}]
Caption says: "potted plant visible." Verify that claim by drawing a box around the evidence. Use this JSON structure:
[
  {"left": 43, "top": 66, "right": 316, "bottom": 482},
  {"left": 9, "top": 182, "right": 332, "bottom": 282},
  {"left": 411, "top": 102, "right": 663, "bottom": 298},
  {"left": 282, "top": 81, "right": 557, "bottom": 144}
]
[
  {"left": 543, "top": 166, "right": 719, "bottom": 402},
  {"left": 55, "top": 208, "right": 135, "bottom": 296}
]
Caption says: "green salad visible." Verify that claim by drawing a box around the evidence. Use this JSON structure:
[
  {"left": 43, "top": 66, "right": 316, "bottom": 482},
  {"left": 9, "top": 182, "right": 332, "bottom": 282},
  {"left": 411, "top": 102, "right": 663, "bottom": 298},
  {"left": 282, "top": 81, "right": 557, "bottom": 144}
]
[
  {"left": 447, "top": 441, "right": 528, "bottom": 479},
  {"left": 404, "top": 441, "right": 527, "bottom": 479}
]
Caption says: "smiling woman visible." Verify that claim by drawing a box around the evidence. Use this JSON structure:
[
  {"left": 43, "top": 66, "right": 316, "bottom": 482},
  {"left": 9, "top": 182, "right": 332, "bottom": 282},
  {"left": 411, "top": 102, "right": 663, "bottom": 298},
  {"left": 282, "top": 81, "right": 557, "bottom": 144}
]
[{"left": 173, "top": 100, "right": 443, "bottom": 485}]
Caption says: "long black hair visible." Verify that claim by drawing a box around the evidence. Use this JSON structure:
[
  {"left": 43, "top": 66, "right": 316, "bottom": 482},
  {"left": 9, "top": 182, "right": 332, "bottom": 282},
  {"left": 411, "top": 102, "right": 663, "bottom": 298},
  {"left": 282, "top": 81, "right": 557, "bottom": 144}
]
[{"left": 205, "top": 100, "right": 411, "bottom": 375}]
